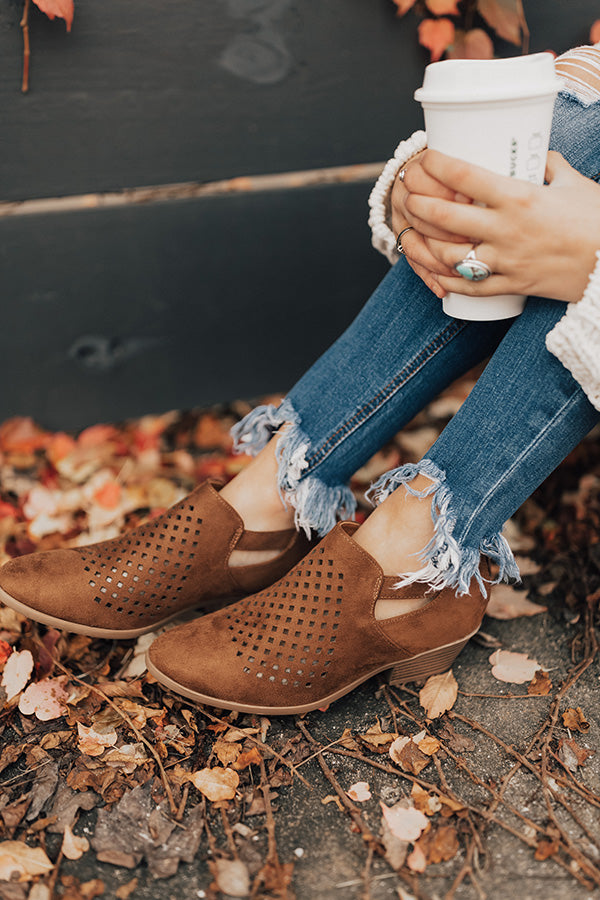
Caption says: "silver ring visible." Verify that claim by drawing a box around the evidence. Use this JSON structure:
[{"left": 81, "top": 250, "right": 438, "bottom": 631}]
[
  {"left": 395, "top": 226, "right": 414, "bottom": 255},
  {"left": 455, "top": 247, "right": 492, "bottom": 281},
  {"left": 398, "top": 167, "right": 407, "bottom": 183}
]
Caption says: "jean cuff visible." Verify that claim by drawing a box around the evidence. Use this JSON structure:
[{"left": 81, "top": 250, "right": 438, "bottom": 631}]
[
  {"left": 366, "top": 459, "right": 521, "bottom": 598},
  {"left": 231, "top": 398, "right": 356, "bottom": 538}
]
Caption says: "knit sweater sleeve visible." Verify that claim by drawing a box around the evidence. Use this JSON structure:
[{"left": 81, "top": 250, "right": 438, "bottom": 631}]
[{"left": 546, "top": 252, "right": 600, "bottom": 411}]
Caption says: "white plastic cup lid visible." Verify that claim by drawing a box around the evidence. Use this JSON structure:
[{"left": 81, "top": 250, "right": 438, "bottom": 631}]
[{"left": 414, "top": 52, "right": 562, "bottom": 104}]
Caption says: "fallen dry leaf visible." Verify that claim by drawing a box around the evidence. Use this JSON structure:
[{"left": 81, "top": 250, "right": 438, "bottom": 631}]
[
  {"left": 417, "top": 734, "right": 441, "bottom": 756},
  {"left": 0, "top": 840, "right": 54, "bottom": 881},
  {"left": 360, "top": 721, "right": 397, "bottom": 748},
  {"left": 419, "top": 670, "right": 458, "bottom": 719},
  {"left": 61, "top": 824, "right": 90, "bottom": 860},
  {"left": 346, "top": 782, "right": 372, "bottom": 802},
  {"left": 189, "top": 767, "right": 239, "bottom": 802},
  {"left": 411, "top": 784, "right": 442, "bottom": 816},
  {"left": 389, "top": 736, "right": 431, "bottom": 775},
  {"left": 18, "top": 676, "right": 69, "bottom": 720},
  {"left": 76, "top": 722, "right": 118, "bottom": 756},
  {"left": 426, "top": 824, "right": 460, "bottom": 863},
  {"left": 214, "top": 739, "right": 242, "bottom": 767},
  {"left": 527, "top": 670, "right": 552, "bottom": 696},
  {"left": 233, "top": 747, "right": 263, "bottom": 770},
  {"left": 558, "top": 738, "right": 593, "bottom": 771},
  {"left": 380, "top": 803, "right": 429, "bottom": 842},
  {"left": 562, "top": 707, "right": 590, "bottom": 732},
  {"left": 321, "top": 795, "right": 344, "bottom": 811},
  {"left": 212, "top": 857, "right": 251, "bottom": 897},
  {"left": 1, "top": 648, "right": 34, "bottom": 701},
  {"left": 485, "top": 584, "right": 547, "bottom": 620},
  {"left": 534, "top": 839, "right": 559, "bottom": 861},
  {"left": 489, "top": 649, "right": 542, "bottom": 684}
]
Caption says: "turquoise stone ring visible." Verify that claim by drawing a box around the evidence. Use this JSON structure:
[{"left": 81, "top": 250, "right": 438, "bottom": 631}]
[{"left": 455, "top": 249, "right": 492, "bottom": 281}]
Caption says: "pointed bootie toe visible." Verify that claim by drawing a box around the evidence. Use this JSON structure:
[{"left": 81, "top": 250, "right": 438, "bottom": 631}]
[
  {"left": 0, "top": 482, "right": 310, "bottom": 639},
  {"left": 146, "top": 521, "right": 490, "bottom": 715}
]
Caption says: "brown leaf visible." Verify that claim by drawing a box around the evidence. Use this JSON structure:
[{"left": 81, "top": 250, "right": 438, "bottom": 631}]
[
  {"left": 478, "top": 0, "right": 525, "bottom": 44},
  {"left": 406, "top": 841, "right": 427, "bottom": 873},
  {"left": 389, "top": 736, "right": 431, "bottom": 775},
  {"left": 527, "top": 670, "right": 552, "bottom": 695},
  {"left": 115, "top": 879, "right": 138, "bottom": 900},
  {"left": 189, "top": 767, "right": 239, "bottom": 802},
  {"left": 360, "top": 721, "right": 397, "bottom": 747},
  {"left": 233, "top": 747, "right": 263, "bottom": 770},
  {"left": 591, "top": 19, "right": 600, "bottom": 43},
  {"left": 447, "top": 27, "right": 494, "bottom": 59},
  {"left": 485, "top": 584, "right": 546, "bottom": 620},
  {"left": 338, "top": 727, "right": 360, "bottom": 750},
  {"left": 418, "top": 18, "right": 455, "bottom": 62},
  {"left": 411, "top": 784, "right": 442, "bottom": 816},
  {"left": 417, "top": 734, "right": 441, "bottom": 756},
  {"left": 419, "top": 670, "right": 458, "bottom": 719},
  {"left": 31, "top": 0, "right": 74, "bottom": 32},
  {"left": 534, "top": 839, "right": 559, "bottom": 861},
  {"left": 213, "top": 739, "right": 242, "bottom": 767},
  {"left": 321, "top": 795, "right": 344, "bottom": 811},
  {"left": 562, "top": 707, "right": 590, "bottom": 732},
  {"left": 426, "top": 824, "right": 459, "bottom": 863}
]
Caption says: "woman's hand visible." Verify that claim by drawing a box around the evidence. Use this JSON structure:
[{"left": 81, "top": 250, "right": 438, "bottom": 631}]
[
  {"left": 403, "top": 149, "right": 600, "bottom": 304},
  {"left": 390, "top": 151, "right": 468, "bottom": 299}
]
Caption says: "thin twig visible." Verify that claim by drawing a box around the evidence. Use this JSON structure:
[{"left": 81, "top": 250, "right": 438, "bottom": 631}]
[{"left": 20, "top": 0, "right": 30, "bottom": 93}]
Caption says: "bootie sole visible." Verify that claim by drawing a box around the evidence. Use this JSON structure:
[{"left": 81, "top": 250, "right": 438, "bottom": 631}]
[
  {"left": 146, "top": 628, "right": 478, "bottom": 715},
  {"left": 0, "top": 585, "right": 240, "bottom": 639}
]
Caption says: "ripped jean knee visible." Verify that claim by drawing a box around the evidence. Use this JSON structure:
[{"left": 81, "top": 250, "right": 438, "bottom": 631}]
[
  {"left": 230, "top": 397, "right": 356, "bottom": 538},
  {"left": 366, "top": 460, "right": 521, "bottom": 598}
]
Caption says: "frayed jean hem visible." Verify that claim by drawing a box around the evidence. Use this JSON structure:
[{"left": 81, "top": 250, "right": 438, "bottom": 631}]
[
  {"left": 366, "top": 459, "right": 521, "bottom": 598},
  {"left": 231, "top": 398, "right": 357, "bottom": 538}
]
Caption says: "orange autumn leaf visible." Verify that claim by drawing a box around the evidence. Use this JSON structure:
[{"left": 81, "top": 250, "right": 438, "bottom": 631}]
[
  {"left": 418, "top": 18, "right": 455, "bottom": 62},
  {"left": 591, "top": 20, "right": 600, "bottom": 43},
  {"left": 46, "top": 432, "right": 77, "bottom": 466},
  {"left": 0, "top": 417, "right": 49, "bottom": 454},
  {"left": 392, "top": 0, "right": 418, "bottom": 15},
  {"left": 425, "top": 0, "right": 460, "bottom": 15},
  {"left": 447, "top": 28, "right": 494, "bottom": 60},
  {"left": 32, "top": 0, "right": 74, "bottom": 31},
  {"left": 233, "top": 747, "right": 263, "bottom": 770},
  {"left": 93, "top": 481, "right": 122, "bottom": 510}
]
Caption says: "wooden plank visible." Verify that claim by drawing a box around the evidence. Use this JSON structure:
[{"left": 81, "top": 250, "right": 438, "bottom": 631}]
[
  {"left": 2, "top": 0, "right": 593, "bottom": 203},
  {"left": 0, "top": 182, "right": 389, "bottom": 429}
]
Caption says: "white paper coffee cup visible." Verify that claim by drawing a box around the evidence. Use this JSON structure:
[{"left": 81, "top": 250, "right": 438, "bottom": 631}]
[{"left": 414, "top": 53, "right": 562, "bottom": 321}]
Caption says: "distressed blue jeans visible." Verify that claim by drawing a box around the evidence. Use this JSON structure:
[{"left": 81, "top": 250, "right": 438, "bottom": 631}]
[{"left": 232, "top": 89, "right": 600, "bottom": 595}]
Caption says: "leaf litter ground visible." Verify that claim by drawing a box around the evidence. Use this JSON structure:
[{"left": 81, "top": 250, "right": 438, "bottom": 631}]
[{"left": 0, "top": 373, "right": 599, "bottom": 900}]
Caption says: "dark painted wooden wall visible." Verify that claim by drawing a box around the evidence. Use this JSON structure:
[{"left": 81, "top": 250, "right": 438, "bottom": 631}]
[{"left": 0, "top": 0, "right": 595, "bottom": 428}]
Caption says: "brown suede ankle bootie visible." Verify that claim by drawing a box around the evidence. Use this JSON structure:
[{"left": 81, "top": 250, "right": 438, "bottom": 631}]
[
  {"left": 146, "top": 521, "right": 490, "bottom": 715},
  {"left": 0, "top": 482, "right": 310, "bottom": 639}
]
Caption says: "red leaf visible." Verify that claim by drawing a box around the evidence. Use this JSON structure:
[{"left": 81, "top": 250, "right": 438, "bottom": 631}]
[
  {"left": 392, "top": 0, "right": 418, "bottom": 15},
  {"left": 426, "top": 0, "right": 460, "bottom": 15},
  {"left": 418, "top": 18, "right": 455, "bottom": 62},
  {"left": 32, "top": 0, "right": 74, "bottom": 31},
  {"left": 591, "top": 19, "right": 600, "bottom": 44},
  {"left": 447, "top": 28, "right": 494, "bottom": 59},
  {"left": 477, "top": 0, "right": 525, "bottom": 45}
]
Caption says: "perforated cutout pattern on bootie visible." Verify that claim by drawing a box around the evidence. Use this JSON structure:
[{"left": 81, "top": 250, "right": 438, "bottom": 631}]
[
  {"left": 79, "top": 500, "right": 206, "bottom": 621},
  {"left": 225, "top": 543, "right": 344, "bottom": 690}
]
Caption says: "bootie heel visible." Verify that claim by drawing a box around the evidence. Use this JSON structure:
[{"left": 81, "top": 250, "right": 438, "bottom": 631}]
[{"left": 384, "top": 633, "right": 475, "bottom": 686}]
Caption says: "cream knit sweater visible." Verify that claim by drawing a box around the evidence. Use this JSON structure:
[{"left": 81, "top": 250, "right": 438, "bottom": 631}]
[{"left": 368, "top": 45, "right": 600, "bottom": 412}]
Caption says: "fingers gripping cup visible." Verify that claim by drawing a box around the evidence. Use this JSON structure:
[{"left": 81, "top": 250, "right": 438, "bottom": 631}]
[{"left": 414, "top": 53, "right": 562, "bottom": 321}]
